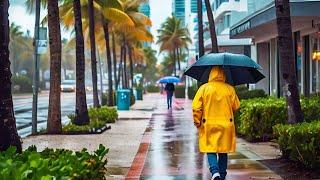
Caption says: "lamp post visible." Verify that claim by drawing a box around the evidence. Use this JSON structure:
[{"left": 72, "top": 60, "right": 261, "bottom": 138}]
[{"left": 31, "top": 0, "right": 41, "bottom": 135}]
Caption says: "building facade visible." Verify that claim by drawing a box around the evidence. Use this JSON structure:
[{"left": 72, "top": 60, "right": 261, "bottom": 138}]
[
  {"left": 139, "top": 1, "right": 150, "bottom": 17},
  {"left": 230, "top": 0, "right": 320, "bottom": 96},
  {"left": 203, "top": 0, "right": 251, "bottom": 55},
  {"left": 173, "top": 0, "right": 186, "bottom": 26}
]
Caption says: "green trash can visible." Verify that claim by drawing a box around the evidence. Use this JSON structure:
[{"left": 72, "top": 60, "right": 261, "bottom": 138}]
[
  {"left": 117, "top": 89, "right": 131, "bottom": 110},
  {"left": 136, "top": 89, "right": 143, "bottom": 100}
]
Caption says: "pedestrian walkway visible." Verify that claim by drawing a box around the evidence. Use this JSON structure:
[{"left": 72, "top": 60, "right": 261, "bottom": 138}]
[{"left": 126, "top": 97, "right": 282, "bottom": 180}]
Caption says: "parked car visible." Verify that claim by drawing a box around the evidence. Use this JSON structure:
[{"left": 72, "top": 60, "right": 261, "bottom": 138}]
[{"left": 61, "top": 80, "right": 76, "bottom": 92}]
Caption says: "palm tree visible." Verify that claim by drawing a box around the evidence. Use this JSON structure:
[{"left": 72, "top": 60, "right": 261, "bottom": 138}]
[
  {"left": 204, "top": 0, "right": 218, "bottom": 53},
  {"left": 73, "top": 0, "right": 90, "bottom": 125},
  {"left": 157, "top": 16, "right": 191, "bottom": 76},
  {"left": 0, "top": 0, "right": 22, "bottom": 152},
  {"left": 275, "top": 0, "right": 303, "bottom": 124},
  {"left": 88, "top": 0, "right": 100, "bottom": 108},
  {"left": 47, "top": 0, "right": 62, "bottom": 134},
  {"left": 197, "top": 0, "right": 204, "bottom": 57}
]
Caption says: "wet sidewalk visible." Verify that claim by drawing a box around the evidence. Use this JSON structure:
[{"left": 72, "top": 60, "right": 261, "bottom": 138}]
[{"left": 126, "top": 98, "right": 282, "bottom": 180}]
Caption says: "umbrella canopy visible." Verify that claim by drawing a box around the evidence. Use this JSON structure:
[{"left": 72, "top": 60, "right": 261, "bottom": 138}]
[
  {"left": 157, "top": 76, "right": 181, "bottom": 84},
  {"left": 184, "top": 53, "right": 265, "bottom": 86}
]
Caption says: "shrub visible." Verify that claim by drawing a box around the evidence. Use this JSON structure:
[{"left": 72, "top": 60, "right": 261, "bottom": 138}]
[
  {"left": 273, "top": 121, "right": 320, "bottom": 169},
  {"left": 174, "top": 85, "right": 185, "bottom": 98},
  {"left": 146, "top": 85, "right": 160, "bottom": 93},
  {"left": 101, "top": 92, "right": 116, "bottom": 106},
  {"left": 130, "top": 89, "right": 135, "bottom": 106},
  {"left": 65, "top": 106, "right": 118, "bottom": 133},
  {"left": 235, "top": 85, "right": 267, "bottom": 100},
  {"left": 11, "top": 75, "right": 33, "bottom": 93},
  {"left": 0, "top": 144, "right": 108, "bottom": 179},
  {"left": 188, "top": 84, "right": 198, "bottom": 100},
  {"left": 235, "top": 96, "right": 320, "bottom": 141}
]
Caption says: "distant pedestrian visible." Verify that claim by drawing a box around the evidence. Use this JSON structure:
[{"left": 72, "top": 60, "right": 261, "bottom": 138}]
[
  {"left": 165, "top": 83, "right": 175, "bottom": 109},
  {"left": 192, "top": 66, "right": 240, "bottom": 180}
]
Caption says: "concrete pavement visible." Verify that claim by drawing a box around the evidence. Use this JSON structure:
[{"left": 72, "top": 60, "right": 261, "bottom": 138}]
[{"left": 22, "top": 93, "right": 282, "bottom": 179}]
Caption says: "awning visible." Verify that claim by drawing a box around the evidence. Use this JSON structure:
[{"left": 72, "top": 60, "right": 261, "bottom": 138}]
[{"left": 230, "top": 1, "right": 320, "bottom": 42}]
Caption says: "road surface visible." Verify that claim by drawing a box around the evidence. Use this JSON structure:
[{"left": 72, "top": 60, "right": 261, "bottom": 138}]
[{"left": 13, "top": 91, "right": 93, "bottom": 137}]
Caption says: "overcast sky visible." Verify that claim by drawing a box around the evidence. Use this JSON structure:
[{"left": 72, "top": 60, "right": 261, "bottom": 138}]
[{"left": 8, "top": 0, "right": 172, "bottom": 51}]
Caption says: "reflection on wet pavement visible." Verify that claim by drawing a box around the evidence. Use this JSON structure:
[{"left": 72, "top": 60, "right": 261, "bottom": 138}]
[{"left": 127, "top": 98, "right": 282, "bottom": 180}]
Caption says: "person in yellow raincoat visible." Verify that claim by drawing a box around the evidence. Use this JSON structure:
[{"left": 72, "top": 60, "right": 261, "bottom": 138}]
[{"left": 192, "top": 66, "right": 240, "bottom": 180}]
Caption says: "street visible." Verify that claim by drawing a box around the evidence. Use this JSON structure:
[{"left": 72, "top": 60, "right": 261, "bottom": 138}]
[{"left": 13, "top": 91, "right": 93, "bottom": 137}]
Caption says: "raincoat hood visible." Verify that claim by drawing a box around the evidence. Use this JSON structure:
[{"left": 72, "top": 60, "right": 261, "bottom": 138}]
[{"left": 208, "top": 66, "right": 226, "bottom": 82}]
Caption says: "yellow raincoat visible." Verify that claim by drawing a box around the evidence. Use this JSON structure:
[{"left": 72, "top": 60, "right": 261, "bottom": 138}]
[{"left": 192, "top": 66, "right": 240, "bottom": 153}]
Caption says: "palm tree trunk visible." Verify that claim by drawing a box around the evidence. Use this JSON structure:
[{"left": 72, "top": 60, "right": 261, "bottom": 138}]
[
  {"left": 73, "top": 0, "right": 89, "bottom": 125},
  {"left": 123, "top": 41, "right": 128, "bottom": 88},
  {"left": 47, "top": 0, "right": 62, "bottom": 134},
  {"left": 172, "top": 50, "right": 177, "bottom": 76},
  {"left": 197, "top": 0, "right": 205, "bottom": 57},
  {"left": 127, "top": 44, "right": 134, "bottom": 88},
  {"left": 118, "top": 47, "right": 123, "bottom": 88},
  {"left": 204, "top": 0, "right": 219, "bottom": 53},
  {"left": 88, "top": 0, "right": 100, "bottom": 108},
  {"left": 102, "top": 19, "right": 114, "bottom": 106},
  {"left": 176, "top": 48, "right": 181, "bottom": 70},
  {"left": 0, "top": 0, "right": 22, "bottom": 152},
  {"left": 275, "top": 0, "right": 303, "bottom": 124},
  {"left": 112, "top": 33, "right": 118, "bottom": 90}
]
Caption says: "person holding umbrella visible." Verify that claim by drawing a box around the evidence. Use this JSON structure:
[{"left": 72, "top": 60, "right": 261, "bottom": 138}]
[
  {"left": 165, "top": 83, "right": 175, "bottom": 109},
  {"left": 185, "top": 53, "right": 265, "bottom": 180},
  {"left": 158, "top": 76, "right": 180, "bottom": 109}
]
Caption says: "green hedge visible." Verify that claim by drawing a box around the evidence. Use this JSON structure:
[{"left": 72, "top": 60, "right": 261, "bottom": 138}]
[
  {"left": 64, "top": 106, "right": 118, "bottom": 133},
  {"left": 273, "top": 121, "right": 320, "bottom": 169},
  {"left": 235, "top": 85, "right": 267, "bottom": 100},
  {"left": 188, "top": 84, "right": 198, "bottom": 100},
  {"left": 11, "top": 75, "right": 33, "bottom": 93},
  {"left": 0, "top": 144, "right": 108, "bottom": 179},
  {"left": 235, "top": 97, "right": 320, "bottom": 141},
  {"left": 146, "top": 85, "right": 160, "bottom": 93},
  {"left": 174, "top": 85, "right": 185, "bottom": 98}
]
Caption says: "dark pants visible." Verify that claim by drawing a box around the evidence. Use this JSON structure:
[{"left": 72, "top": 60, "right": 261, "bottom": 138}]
[
  {"left": 167, "top": 95, "right": 173, "bottom": 108},
  {"left": 207, "top": 153, "right": 228, "bottom": 179}
]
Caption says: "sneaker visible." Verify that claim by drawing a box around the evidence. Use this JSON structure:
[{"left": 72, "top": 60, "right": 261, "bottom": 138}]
[{"left": 211, "top": 172, "right": 220, "bottom": 180}]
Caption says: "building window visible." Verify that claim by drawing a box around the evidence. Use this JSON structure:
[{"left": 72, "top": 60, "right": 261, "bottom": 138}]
[{"left": 310, "top": 33, "right": 320, "bottom": 93}]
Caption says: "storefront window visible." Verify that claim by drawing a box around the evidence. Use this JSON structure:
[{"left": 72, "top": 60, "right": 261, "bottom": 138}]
[
  {"left": 310, "top": 34, "right": 320, "bottom": 92},
  {"left": 294, "top": 32, "right": 302, "bottom": 93}
]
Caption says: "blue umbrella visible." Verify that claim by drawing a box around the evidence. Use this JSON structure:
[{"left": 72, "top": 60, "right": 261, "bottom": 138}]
[
  {"left": 158, "top": 76, "right": 181, "bottom": 84},
  {"left": 184, "top": 53, "right": 265, "bottom": 85}
]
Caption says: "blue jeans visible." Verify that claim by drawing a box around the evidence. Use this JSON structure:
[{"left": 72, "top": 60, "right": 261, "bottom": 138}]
[
  {"left": 207, "top": 153, "right": 228, "bottom": 179},
  {"left": 167, "top": 95, "right": 173, "bottom": 108}
]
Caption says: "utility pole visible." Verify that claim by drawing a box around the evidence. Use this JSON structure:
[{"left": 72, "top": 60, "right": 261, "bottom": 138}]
[{"left": 32, "top": 0, "right": 41, "bottom": 135}]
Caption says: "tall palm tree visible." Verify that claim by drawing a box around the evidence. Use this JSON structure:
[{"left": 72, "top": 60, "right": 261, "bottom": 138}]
[
  {"left": 197, "top": 0, "right": 204, "bottom": 57},
  {"left": 88, "top": 0, "right": 100, "bottom": 108},
  {"left": 47, "top": 0, "right": 62, "bottom": 134},
  {"left": 112, "top": 32, "right": 118, "bottom": 89},
  {"left": 0, "top": 0, "right": 22, "bottom": 153},
  {"left": 73, "top": 0, "right": 90, "bottom": 125},
  {"left": 204, "top": 0, "right": 218, "bottom": 53},
  {"left": 157, "top": 16, "right": 191, "bottom": 76},
  {"left": 275, "top": 0, "right": 303, "bottom": 124}
]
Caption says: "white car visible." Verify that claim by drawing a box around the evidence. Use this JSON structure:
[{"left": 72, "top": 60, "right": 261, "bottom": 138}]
[{"left": 61, "top": 80, "right": 76, "bottom": 92}]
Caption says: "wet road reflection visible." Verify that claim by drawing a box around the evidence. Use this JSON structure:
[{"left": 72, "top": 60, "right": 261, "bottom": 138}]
[{"left": 136, "top": 98, "right": 282, "bottom": 180}]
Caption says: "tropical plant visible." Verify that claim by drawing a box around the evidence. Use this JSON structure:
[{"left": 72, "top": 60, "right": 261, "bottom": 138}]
[
  {"left": 72, "top": 0, "right": 90, "bottom": 125},
  {"left": 0, "top": 0, "right": 22, "bottom": 153},
  {"left": 275, "top": 0, "right": 303, "bottom": 123},
  {"left": 204, "top": 0, "right": 218, "bottom": 53},
  {"left": 197, "top": 0, "right": 204, "bottom": 57},
  {"left": 157, "top": 16, "right": 191, "bottom": 76},
  {"left": 47, "top": 0, "right": 62, "bottom": 134}
]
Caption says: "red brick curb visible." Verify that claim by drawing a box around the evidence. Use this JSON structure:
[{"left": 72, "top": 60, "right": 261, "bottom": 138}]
[{"left": 125, "top": 131, "right": 151, "bottom": 180}]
